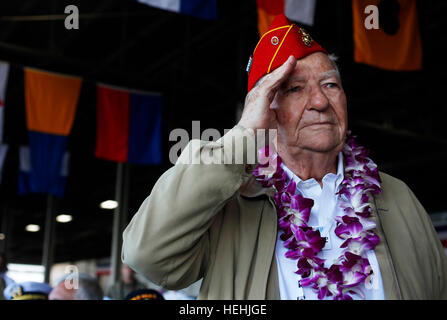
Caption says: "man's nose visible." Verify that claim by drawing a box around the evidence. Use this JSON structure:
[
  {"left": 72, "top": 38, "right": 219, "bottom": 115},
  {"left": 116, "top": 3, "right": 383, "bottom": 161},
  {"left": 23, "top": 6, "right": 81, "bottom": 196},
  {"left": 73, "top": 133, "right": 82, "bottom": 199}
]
[{"left": 308, "top": 85, "right": 330, "bottom": 111}]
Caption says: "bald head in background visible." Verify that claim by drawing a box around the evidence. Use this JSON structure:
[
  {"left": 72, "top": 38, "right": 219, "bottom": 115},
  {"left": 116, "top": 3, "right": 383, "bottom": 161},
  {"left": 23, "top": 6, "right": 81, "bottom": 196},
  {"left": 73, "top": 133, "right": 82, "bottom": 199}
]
[{"left": 49, "top": 273, "right": 103, "bottom": 300}]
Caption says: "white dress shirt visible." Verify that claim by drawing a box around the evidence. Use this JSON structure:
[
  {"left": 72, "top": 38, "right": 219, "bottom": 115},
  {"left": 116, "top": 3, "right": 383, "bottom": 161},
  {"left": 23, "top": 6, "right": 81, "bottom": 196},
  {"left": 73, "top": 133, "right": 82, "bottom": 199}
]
[{"left": 275, "top": 152, "right": 386, "bottom": 300}]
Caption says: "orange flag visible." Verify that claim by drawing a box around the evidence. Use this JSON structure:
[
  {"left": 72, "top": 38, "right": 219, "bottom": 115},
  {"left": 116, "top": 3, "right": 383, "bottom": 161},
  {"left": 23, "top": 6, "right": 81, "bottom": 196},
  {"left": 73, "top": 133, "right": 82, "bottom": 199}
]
[
  {"left": 24, "top": 68, "right": 82, "bottom": 135},
  {"left": 352, "top": 0, "right": 422, "bottom": 71},
  {"left": 257, "top": 0, "right": 284, "bottom": 36}
]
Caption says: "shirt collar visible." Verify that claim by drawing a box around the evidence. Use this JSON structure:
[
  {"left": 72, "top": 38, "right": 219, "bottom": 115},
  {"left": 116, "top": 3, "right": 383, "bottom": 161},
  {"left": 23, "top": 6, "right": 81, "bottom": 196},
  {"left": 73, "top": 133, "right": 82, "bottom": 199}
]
[{"left": 281, "top": 152, "right": 344, "bottom": 192}]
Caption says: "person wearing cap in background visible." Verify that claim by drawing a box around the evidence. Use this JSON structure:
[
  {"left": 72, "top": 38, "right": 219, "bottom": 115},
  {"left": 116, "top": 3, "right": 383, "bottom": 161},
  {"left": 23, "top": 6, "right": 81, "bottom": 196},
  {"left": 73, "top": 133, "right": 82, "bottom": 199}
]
[
  {"left": 122, "top": 14, "right": 447, "bottom": 300},
  {"left": 105, "top": 263, "right": 159, "bottom": 300},
  {"left": 3, "top": 281, "right": 52, "bottom": 300},
  {"left": 125, "top": 288, "right": 165, "bottom": 301},
  {"left": 48, "top": 272, "right": 103, "bottom": 300}
]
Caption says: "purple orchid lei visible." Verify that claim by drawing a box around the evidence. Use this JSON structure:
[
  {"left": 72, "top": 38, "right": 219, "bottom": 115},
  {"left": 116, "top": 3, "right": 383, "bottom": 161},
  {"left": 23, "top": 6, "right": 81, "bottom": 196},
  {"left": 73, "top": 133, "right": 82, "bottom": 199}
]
[{"left": 253, "top": 132, "right": 381, "bottom": 300}]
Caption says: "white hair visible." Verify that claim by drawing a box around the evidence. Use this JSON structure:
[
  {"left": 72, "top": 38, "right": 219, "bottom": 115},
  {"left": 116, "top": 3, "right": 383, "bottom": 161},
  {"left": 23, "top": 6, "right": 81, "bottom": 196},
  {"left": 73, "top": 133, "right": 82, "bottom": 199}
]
[
  {"left": 54, "top": 272, "right": 103, "bottom": 300},
  {"left": 327, "top": 53, "right": 342, "bottom": 82}
]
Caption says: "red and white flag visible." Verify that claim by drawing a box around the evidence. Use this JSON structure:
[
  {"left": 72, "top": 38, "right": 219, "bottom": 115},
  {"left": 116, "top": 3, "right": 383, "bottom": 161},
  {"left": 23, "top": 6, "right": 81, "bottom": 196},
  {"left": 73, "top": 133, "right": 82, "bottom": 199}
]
[{"left": 257, "top": 0, "right": 317, "bottom": 36}]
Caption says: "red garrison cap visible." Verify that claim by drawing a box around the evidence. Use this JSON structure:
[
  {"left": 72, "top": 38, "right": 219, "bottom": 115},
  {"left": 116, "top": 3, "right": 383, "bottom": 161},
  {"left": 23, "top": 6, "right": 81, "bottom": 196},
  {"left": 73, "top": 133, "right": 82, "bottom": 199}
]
[{"left": 247, "top": 14, "right": 328, "bottom": 92}]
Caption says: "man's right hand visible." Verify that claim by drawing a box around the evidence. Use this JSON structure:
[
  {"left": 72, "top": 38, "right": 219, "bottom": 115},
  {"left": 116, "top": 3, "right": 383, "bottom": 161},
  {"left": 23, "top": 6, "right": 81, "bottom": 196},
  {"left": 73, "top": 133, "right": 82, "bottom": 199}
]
[{"left": 238, "top": 55, "right": 296, "bottom": 131}]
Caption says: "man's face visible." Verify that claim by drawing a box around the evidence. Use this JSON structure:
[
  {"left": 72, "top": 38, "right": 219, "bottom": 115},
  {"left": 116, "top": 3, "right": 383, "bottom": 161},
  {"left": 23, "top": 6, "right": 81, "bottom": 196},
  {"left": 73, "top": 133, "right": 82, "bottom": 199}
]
[
  {"left": 274, "top": 52, "right": 347, "bottom": 154},
  {"left": 48, "top": 281, "right": 75, "bottom": 300},
  {"left": 121, "top": 264, "right": 135, "bottom": 283}
]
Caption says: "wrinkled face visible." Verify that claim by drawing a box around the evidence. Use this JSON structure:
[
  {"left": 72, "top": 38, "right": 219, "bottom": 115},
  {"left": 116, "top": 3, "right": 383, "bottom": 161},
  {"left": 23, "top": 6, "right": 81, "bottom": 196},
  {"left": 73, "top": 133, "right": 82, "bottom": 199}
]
[{"left": 274, "top": 52, "right": 347, "bottom": 154}]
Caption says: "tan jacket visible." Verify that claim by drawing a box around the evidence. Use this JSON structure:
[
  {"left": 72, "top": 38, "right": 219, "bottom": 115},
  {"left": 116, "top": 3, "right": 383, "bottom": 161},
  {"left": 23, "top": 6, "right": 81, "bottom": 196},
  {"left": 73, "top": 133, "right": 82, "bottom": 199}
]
[{"left": 122, "top": 126, "right": 447, "bottom": 299}]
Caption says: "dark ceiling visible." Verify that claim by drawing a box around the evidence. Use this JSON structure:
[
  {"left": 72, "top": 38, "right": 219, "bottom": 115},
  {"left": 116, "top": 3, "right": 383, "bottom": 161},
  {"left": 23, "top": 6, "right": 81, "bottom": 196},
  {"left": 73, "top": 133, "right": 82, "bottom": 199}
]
[{"left": 0, "top": 0, "right": 446, "bottom": 266}]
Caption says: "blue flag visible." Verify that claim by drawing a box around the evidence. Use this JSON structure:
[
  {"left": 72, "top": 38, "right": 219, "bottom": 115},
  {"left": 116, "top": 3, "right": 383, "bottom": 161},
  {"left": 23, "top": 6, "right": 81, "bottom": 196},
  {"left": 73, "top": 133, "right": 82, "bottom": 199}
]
[
  {"left": 18, "top": 132, "right": 70, "bottom": 198},
  {"left": 128, "top": 93, "right": 162, "bottom": 165}
]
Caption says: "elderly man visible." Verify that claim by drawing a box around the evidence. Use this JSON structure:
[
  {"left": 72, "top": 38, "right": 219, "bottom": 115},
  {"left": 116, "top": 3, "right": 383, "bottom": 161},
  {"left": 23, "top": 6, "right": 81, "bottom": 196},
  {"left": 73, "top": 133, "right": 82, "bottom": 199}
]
[
  {"left": 122, "top": 14, "right": 447, "bottom": 300},
  {"left": 49, "top": 273, "right": 103, "bottom": 300}
]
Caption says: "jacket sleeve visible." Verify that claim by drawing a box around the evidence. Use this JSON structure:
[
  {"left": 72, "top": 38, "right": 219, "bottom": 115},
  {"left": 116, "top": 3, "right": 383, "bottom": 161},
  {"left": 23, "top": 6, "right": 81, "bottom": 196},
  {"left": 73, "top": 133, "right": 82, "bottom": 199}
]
[
  {"left": 409, "top": 188, "right": 447, "bottom": 299},
  {"left": 121, "top": 125, "right": 257, "bottom": 290}
]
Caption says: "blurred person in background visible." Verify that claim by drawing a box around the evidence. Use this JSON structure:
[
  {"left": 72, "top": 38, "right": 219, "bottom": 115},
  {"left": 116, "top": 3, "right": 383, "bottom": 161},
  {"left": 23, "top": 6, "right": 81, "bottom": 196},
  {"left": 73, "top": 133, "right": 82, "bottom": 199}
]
[
  {"left": 3, "top": 281, "right": 52, "bottom": 300},
  {"left": 0, "top": 274, "right": 5, "bottom": 299},
  {"left": 106, "top": 263, "right": 158, "bottom": 300},
  {"left": 0, "top": 252, "right": 15, "bottom": 288},
  {"left": 49, "top": 272, "right": 103, "bottom": 300},
  {"left": 125, "top": 288, "right": 165, "bottom": 300}
]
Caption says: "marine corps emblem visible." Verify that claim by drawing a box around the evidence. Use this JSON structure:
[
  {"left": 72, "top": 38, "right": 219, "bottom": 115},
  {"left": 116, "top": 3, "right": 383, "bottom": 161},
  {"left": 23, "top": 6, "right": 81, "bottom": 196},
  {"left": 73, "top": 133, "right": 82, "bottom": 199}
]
[{"left": 299, "top": 28, "right": 313, "bottom": 47}]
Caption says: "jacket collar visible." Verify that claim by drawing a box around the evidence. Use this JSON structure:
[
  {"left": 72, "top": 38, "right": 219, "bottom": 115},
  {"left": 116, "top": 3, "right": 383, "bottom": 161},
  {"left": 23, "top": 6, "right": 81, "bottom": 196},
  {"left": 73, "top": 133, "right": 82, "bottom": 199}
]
[{"left": 239, "top": 175, "right": 273, "bottom": 198}]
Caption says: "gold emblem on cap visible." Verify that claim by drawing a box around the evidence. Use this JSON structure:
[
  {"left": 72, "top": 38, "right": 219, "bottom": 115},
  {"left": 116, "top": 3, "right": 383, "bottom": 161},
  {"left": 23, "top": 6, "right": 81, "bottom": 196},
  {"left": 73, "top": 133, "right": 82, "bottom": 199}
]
[
  {"left": 299, "top": 28, "right": 313, "bottom": 47},
  {"left": 271, "top": 36, "right": 279, "bottom": 46},
  {"left": 12, "top": 285, "right": 23, "bottom": 299}
]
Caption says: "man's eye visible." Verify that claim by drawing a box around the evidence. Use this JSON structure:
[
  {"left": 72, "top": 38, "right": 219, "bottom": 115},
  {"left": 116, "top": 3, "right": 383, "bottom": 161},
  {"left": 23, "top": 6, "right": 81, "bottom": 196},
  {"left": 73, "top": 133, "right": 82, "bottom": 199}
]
[
  {"left": 287, "top": 86, "right": 301, "bottom": 93},
  {"left": 324, "top": 82, "right": 339, "bottom": 89}
]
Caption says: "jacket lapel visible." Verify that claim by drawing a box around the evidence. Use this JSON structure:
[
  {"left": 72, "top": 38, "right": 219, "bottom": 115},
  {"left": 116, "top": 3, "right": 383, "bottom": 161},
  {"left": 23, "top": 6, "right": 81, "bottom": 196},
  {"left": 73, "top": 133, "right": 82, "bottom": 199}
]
[
  {"left": 371, "top": 192, "right": 403, "bottom": 299},
  {"left": 239, "top": 175, "right": 280, "bottom": 299}
]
